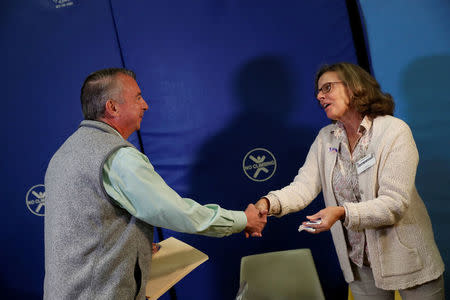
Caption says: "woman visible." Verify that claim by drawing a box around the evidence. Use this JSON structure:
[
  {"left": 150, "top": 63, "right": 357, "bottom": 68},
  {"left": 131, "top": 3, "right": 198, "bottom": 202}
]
[{"left": 255, "top": 63, "right": 444, "bottom": 299}]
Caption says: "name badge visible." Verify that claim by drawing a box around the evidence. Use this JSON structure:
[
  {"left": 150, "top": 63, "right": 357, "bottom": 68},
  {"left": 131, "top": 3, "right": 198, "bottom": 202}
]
[{"left": 356, "top": 153, "right": 375, "bottom": 174}]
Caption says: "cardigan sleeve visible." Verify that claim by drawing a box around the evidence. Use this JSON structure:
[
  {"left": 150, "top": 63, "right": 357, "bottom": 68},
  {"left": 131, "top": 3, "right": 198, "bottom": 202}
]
[
  {"left": 265, "top": 132, "right": 323, "bottom": 217},
  {"left": 344, "top": 121, "right": 419, "bottom": 230}
]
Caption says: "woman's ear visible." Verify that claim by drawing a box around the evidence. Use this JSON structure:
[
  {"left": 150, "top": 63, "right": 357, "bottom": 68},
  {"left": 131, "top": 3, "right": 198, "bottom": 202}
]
[{"left": 345, "top": 86, "right": 355, "bottom": 106}]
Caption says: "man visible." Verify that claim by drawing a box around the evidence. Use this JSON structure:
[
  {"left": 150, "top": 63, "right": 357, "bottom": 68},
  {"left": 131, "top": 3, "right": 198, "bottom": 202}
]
[{"left": 44, "top": 68, "right": 267, "bottom": 300}]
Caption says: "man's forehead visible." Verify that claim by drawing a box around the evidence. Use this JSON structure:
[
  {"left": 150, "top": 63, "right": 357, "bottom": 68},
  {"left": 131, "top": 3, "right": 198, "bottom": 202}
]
[
  {"left": 116, "top": 72, "right": 135, "bottom": 82},
  {"left": 116, "top": 73, "right": 140, "bottom": 90}
]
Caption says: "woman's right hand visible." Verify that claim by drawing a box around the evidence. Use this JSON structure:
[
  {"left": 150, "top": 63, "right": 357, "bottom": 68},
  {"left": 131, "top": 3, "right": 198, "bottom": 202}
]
[{"left": 255, "top": 198, "right": 270, "bottom": 214}]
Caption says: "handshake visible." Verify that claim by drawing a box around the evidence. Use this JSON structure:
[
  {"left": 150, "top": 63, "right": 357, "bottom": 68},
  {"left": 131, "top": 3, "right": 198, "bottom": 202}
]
[
  {"left": 243, "top": 198, "right": 270, "bottom": 238},
  {"left": 242, "top": 198, "right": 342, "bottom": 238}
]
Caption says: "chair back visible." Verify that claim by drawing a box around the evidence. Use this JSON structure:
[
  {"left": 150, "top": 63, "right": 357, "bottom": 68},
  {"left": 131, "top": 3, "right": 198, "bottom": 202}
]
[{"left": 239, "top": 249, "right": 325, "bottom": 300}]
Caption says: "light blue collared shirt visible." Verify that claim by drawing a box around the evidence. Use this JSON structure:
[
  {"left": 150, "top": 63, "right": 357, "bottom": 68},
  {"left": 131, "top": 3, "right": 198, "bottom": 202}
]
[{"left": 102, "top": 145, "right": 247, "bottom": 237}]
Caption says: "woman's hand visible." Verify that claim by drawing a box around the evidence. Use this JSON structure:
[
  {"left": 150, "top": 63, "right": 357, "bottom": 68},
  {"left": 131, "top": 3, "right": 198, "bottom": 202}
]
[
  {"left": 303, "top": 206, "right": 345, "bottom": 233},
  {"left": 255, "top": 198, "right": 270, "bottom": 213}
]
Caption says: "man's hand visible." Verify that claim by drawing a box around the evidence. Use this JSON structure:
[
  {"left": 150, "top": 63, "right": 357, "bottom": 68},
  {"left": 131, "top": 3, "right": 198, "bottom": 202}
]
[
  {"left": 302, "top": 206, "right": 345, "bottom": 234},
  {"left": 244, "top": 204, "right": 267, "bottom": 238},
  {"left": 152, "top": 242, "right": 161, "bottom": 254}
]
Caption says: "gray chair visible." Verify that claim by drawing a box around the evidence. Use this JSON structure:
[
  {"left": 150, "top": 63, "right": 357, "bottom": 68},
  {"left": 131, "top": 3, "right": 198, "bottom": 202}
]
[{"left": 238, "top": 249, "right": 325, "bottom": 300}]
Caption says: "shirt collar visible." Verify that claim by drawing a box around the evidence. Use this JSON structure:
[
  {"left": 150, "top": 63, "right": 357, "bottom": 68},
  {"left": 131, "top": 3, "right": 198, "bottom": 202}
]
[
  {"left": 358, "top": 115, "right": 372, "bottom": 135},
  {"left": 332, "top": 115, "right": 372, "bottom": 139}
]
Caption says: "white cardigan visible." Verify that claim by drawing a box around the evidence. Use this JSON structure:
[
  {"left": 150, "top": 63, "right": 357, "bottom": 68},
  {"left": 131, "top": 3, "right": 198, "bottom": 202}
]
[{"left": 266, "top": 115, "right": 444, "bottom": 290}]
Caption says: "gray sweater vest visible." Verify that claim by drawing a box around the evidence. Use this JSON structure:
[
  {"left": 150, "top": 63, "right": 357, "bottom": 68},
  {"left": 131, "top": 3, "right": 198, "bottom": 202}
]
[{"left": 44, "top": 120, "right": 153, "bottom": 300}]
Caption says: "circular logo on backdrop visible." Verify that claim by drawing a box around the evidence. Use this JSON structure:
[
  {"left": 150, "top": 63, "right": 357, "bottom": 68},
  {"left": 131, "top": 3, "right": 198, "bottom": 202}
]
[
  {"left": 242, "top": 148, "right": 277, "bottom": 182},
  {"left": 26, "top": 184, "right": 46, "bottom": 216}
]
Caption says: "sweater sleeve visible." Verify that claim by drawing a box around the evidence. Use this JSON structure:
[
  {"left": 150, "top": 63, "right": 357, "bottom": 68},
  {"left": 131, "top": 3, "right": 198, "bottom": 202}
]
[{"left": 265, "top": 133, "right": 323, "bottom": 217}]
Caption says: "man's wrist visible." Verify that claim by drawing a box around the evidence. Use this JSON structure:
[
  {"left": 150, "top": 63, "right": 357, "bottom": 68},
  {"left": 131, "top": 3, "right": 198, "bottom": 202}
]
[{"left": 231, "top": 210, "right": 248, "bottom": 233}]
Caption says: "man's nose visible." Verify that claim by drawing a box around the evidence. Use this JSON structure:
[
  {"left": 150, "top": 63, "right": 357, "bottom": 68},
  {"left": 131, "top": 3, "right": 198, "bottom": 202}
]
[{"left": 142, "top": 99, "right": 149, "bottom": 111}]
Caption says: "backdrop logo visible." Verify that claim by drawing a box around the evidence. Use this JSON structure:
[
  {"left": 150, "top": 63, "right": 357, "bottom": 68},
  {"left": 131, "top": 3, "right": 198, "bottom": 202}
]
[
  {"left": 26, "top": 184, "right": 46, "bottom": 216},
  {"left": 49, "top": 0, "right": 76, "bottom": 9},
  {"left": 242, "top": 148, "right": 277, "bottom": 182}
]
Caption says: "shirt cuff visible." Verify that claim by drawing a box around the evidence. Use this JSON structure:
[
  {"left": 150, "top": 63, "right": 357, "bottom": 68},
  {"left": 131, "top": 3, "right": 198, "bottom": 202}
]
[
  {"left": 264, "top": 193, "right": 281, "bottom": 216},
  {"left": 228, "top": 210, "right": 247, "bottom": 233},
  {"left": 342, "top": 204, "right": 350, "bottom": 227}
]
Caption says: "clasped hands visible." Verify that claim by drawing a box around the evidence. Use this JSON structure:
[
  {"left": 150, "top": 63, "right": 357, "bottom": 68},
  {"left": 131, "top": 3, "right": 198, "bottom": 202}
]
[
  {"left": 245, "top": 198, "right": 345, "bottom": 237},
  {"left": 244, "top": 203, "right": 268, "bottom": 238}
]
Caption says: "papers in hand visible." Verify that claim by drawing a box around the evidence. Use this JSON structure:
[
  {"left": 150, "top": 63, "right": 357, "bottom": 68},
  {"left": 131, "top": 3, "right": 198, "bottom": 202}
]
[{"left": 298, "top": 219, "right": 322, "bottom": 233}]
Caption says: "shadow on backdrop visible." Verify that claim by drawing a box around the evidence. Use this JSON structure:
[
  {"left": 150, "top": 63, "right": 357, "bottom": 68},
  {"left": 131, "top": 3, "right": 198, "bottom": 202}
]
[
  {"left": 181, "top": 55, "right": 347, "bottom": 300},
  {"left": 401, "top": 54, "right": 450, "bottom": 295}
]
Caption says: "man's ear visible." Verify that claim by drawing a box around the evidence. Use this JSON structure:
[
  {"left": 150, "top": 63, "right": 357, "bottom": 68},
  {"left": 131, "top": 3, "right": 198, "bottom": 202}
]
[{"left": 104, "top": 99, "right": 119, "bottom": 117}]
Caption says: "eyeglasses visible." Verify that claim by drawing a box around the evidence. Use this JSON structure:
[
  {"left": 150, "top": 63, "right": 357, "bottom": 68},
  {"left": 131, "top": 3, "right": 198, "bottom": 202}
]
[{"left": 316, "top": 81, "right": 344, "bottom": 96}]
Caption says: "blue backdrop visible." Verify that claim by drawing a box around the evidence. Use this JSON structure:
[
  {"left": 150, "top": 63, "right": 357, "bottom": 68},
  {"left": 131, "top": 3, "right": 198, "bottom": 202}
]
[{"left": 5, "top": 1, "right": 445, "bottom": 299}]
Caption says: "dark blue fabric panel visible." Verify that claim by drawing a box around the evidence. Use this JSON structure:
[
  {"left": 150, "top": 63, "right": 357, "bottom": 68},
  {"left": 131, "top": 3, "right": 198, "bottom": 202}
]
[
  {"left": 111, "top": 1, "right": 357, "bottom": 299},
  {"left": 0, "top": 1, "right": 122, "bottom": 298}
]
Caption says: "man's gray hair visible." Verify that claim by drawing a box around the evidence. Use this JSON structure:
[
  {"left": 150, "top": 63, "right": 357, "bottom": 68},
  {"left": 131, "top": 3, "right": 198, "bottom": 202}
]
[{"left": 80, "top": 68, "right": 136, "bottom": 120}]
